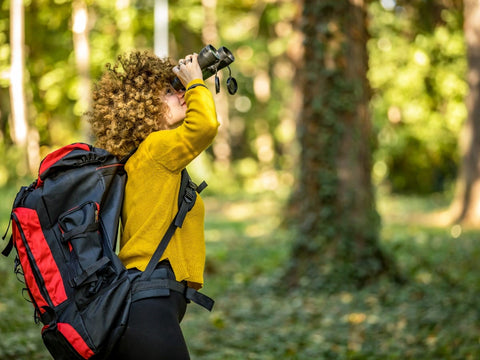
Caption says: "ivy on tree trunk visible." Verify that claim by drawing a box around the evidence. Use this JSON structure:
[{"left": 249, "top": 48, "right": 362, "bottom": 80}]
[{"left": 285, "top": 0, "right": 400, "bottom": 291}]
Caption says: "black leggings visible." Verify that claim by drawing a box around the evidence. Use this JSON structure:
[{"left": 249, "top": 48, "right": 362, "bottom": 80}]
[{"left": 109, "top": 267, "right": 189, "bottom": 360}]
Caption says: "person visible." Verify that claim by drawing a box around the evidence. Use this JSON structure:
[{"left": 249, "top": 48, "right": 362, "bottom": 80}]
[{"left": 87, "top": 50, "right": 219, "bottom": 360}]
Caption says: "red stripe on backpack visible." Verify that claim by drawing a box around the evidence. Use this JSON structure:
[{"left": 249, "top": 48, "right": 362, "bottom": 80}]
[
  {"left": 13, "top": 207, "right": 68, "bottom": 307},
  {"left": 57, "top": 323, "right": 95, "bottom": 359},
  {"left": 37, "top": 143, "right": 91, "bottom": 188},
  {"left": 12, "top": 218, "right": 49, "bottom": 311}
]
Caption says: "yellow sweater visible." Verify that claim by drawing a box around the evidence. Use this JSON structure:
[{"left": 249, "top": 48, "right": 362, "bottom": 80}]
[{"left": 119, "top": 79, "right": 219, "bottom": 289}]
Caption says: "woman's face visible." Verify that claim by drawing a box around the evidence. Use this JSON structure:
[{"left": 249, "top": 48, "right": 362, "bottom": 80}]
[{"left": 163, "top": 87, "right": 187, "bottom": 129}]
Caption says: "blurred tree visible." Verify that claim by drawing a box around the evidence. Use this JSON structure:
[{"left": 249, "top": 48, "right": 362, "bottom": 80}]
[
  {"left": 9, "top": 0, "right": 27, "bottom": 149},
  {"left": 369, "top": 0, "right": 465, "bottom": 194},
  {"left": 154, "top": 0, "right": 169, "bottom": 57},
  {"left": 202, "top": 0, "right": 232, "bottom": 169},
  {"left": 285, "top": 0, "right": 399, "bottom": 290},
  {"left": 449, "top": 0, "right": 480, "bottom": 225},
  {"left": 25, "top": 0, "right": 81, "bottom": 150},
  {"left": 72, "top": 0, "right": 92, "bottom": 139},
  {"left": 9, "top": 0, "right": 40, "bottom": 174}
]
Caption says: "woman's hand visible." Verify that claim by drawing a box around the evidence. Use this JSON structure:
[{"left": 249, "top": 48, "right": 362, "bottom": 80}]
[{"left": 172, "top": 53, "right": 203, "bottom": 87}]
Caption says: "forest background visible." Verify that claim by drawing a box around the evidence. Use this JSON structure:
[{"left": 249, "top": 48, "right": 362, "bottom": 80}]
[{"left": 1, "top": 0, "right": 480, "bottom": 359}]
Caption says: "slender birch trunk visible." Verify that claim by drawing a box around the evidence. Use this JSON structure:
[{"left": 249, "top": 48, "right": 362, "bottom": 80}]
[
  {"left": 72, "top": 0, "right": 92, "bottom": 140},
  {"left": 10, "top": 0, "right": 39, "bottom": 174}
]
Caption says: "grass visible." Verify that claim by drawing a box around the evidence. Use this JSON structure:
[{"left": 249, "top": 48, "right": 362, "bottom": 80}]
[{"left": 1, "top": 185, "right": 480, "bottom": 359}]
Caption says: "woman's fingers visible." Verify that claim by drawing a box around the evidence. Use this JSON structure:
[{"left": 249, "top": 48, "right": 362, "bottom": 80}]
[{"left": 173, "top": 53, "right": 202, "bottom": 85}]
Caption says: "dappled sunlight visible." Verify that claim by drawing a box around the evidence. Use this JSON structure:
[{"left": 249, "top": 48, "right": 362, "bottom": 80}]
[
  {"left": 377, "top": 192, "right": 461, "bottom": 228},
  {"left": 206, "top": 195, "right": 282, "bottom": 223},
  {"left": 204, "top": 196, "right": 284, "bottom": 246},
  {"left": 224, "top": 203, "right": 256, "bottom": 221},
  {"left": 204, "top": 229, "right": 222, "bottom": 242},
  {"left": 244, "top": 223, "right": 272, "bottom": 238}
]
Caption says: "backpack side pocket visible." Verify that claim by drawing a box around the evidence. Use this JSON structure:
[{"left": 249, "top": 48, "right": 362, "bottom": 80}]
[{"left": 59, "top": 202, "right": 103, "bottom": 277}]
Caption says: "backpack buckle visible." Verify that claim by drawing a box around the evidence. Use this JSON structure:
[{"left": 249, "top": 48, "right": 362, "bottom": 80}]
[{"left": 183, "top": 186, "right": 196, "bottom": 204}]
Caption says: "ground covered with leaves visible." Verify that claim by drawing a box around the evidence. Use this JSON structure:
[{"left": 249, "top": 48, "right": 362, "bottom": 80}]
[{"left": 1, "top": 188, "right": 479, "bottom": 359}]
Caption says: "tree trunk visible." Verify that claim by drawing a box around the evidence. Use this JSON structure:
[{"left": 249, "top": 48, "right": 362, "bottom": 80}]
[
  {"left": 448, "top": 0, "right": 480, "bottom": 226},
  {"left": 154, "top": 0, "right": 169, "bottom": 57},
  {"left": 285, "top": 0, "right": 398, "bottom": 291},
  {"left": 202, "top": 0, "right": 231, "bottom": 169},
  {"left": 10, "top": 0, "right": 40, "bottom": 174},
  {"left": 72, "top": 0, "right": 92, "bottom": 140}
]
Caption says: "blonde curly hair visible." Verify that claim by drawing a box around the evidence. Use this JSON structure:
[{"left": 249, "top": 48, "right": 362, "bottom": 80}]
[{"left": 87, "top": 50, "right": 176, "bottom": 158}]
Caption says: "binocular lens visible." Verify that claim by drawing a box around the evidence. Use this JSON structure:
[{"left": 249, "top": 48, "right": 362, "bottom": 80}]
[
  {"left": 197, "top": 45, "right": 220, "bottom": 69},
  {"left": 171, "top": 44, "right": 237, "bottom": 95}
]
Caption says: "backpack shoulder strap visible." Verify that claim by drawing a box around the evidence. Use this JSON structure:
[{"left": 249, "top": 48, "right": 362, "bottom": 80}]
[
  {"left": 174, "top": 169, "right": 207, "bottom": 228},
  {"left": 140, "top": 169, "right": 207, "bottom": 281},
  {"left": 120, "top": 147, "right": 137, "bottom": 164}
]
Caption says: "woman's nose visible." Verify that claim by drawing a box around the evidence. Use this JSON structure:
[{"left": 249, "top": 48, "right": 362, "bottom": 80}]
[{"left": 176, "top": 90, "right": 185, "bottom": 98}]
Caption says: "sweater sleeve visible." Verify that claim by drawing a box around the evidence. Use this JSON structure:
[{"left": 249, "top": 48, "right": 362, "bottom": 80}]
[{"left": 145, "top": 79, "right": 219, "bottom": 172}]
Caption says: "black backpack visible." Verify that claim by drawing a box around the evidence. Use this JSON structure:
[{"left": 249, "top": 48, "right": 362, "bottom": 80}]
[{"left": 2, "top": 143, "right": 213, "bottom": 360}]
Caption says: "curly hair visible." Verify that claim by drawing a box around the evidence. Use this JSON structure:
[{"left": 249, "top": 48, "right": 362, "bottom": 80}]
[{"left": 87, "top": 51, "right": 176, "bottom": 158}]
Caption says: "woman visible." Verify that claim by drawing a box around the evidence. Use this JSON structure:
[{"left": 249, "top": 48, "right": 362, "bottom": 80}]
[{"left": 88, "top": 50, "right": 219, "bottom": 359}]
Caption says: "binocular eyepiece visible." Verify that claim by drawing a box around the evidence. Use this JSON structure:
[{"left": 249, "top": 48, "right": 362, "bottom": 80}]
[{"left": 171, "top": 44, "right": 238, "bottom": 95}]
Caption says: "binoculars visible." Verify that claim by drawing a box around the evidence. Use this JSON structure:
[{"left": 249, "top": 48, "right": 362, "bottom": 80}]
[{"left": 171, "top": 44, "right": 238, "bottom": 95}]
